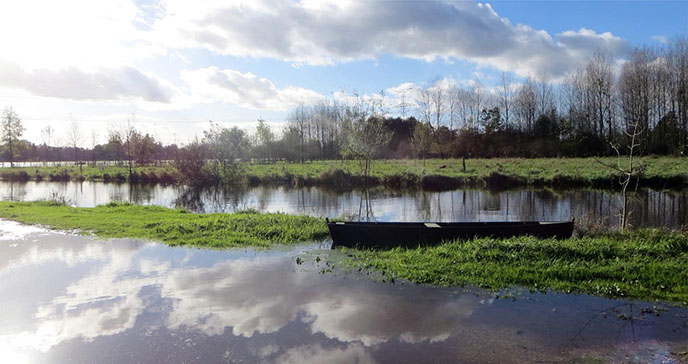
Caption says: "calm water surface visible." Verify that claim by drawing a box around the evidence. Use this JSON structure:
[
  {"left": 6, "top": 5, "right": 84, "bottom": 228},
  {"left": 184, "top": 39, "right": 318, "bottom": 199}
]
[
  {"left": 0, "top": 221, "right": 685, "bottom": 364},
  {"left": 0, "top": 181, "right": 686, "bottom": 228}
]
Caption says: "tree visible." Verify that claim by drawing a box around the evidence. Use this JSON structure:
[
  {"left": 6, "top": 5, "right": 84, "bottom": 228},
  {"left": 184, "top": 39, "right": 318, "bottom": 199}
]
[
  {"left": 515, "top": 77, "right": 538, "bottom": 132},
  {"left": 343, "top": 112, "right": 391, "bottom": 185},
  {"left": 204, "top": 121, "right": 249, "bottom": 184},
  {"left": 67, "top": 115, "right": 83, "bottom": 173},
  {"left": 411, "top": 121, "right": 433, "bottom": 166},
  {"left": 255, "top": 118, "right": 275, "bottom": 162},
  {"left": 173, "top": 139, "right": 211, "bottom": 185},
  {"left": 90, "top": 129, "right": 99, "bottom": 166},
  {"left": 288, "top": 103, "right": 309, "bottom": 163},
  {"left": 595, "top": 118, "right": 644, "bottom": 231},
  {"left": 131, "top": 130, "right": 157, "bottom": 166},
  {"left": 498, "top": 72, "right": 514, "bottom": 129},
  {"left": 1, "top": 108, "right": 25, "bottom": 167},
  {"left": 40, "top": 125, "right": 54, "bottom": 164}
]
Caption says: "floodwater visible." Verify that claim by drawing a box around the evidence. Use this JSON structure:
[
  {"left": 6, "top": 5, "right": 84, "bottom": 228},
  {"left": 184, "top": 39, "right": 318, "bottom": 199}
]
[
  {"left": 0, "top": 181, "right": 686, "bottom": 228},
  {"left": 0, "top": 221, "right": 685, "bottom": 364}
]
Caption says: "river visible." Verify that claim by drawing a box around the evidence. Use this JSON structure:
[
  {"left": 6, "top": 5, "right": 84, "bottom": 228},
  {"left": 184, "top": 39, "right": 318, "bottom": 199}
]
[{"left": 0, "top": 181, "right": 686, "bottom": 228}]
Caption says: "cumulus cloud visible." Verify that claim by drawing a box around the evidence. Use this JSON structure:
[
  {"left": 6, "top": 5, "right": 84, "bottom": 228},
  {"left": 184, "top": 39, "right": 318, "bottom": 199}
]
[
  {"left": 182, "top": 66, "right": 323, "bottom": 110},
  {"left": 158, "top": 0, "right": 630, "bottom": 76},
  {"left": 0, "top": 61, "right": 177, "bottom": 103}
]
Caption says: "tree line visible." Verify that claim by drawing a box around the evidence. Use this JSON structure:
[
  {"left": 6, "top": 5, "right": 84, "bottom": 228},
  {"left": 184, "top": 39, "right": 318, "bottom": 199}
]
[{"left": 1, "top": 38, "right": 686, "bottom": 174}]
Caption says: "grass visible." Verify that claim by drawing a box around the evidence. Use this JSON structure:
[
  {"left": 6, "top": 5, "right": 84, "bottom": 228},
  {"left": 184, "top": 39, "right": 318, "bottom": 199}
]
[
  {"left": 340, "top": 229, "right": 688, "bottom": 303},
  {"left": 0, "top": 201, "right": 329, "bottom": 248},
  {"left": 1, "top": 157, "right": 686, "bottom": 190},
  {"left": 0, "top": 164, "right": 178, "bottom": 183},
  {"left": 244, "top": 157, "right": 688, "bottom": 189}
]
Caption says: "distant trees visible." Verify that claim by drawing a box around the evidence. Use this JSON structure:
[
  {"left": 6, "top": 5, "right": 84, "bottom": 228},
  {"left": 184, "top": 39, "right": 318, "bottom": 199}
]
[
  {"left": 1, "top": 38, "right": 687, "bottom": 169},
  {"left": 1, "top": 108, "right": 25, "bottom": 167}
]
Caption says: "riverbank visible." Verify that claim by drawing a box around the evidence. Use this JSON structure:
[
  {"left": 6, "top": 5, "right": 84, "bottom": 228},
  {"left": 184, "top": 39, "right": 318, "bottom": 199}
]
[
  {"left": 0, "top": 201, "right": 686, "bottom": 303},
  {"left": 0, "top": 201, "right": 329, "bottom": 248},
  {"left": 339, "top": 229, "right": 688, "bottom": 303},
  {"left": 0, "top": 157, "right": 686, "bottom": 190}
]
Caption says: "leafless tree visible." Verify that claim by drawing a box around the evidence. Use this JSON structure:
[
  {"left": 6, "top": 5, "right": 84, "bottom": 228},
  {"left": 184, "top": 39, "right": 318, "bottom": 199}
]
[
  {"left": 67, "top": 115, "right": 83, "bottom": 173},
  {"left": 498, "top": 72, "right": 514, "bottom": 129},
  {"left": 595, "top": 118, "right": 644, "bottom": 231},
  {"left": 515, "top": 76, "right": 538, "bottom": 132}
]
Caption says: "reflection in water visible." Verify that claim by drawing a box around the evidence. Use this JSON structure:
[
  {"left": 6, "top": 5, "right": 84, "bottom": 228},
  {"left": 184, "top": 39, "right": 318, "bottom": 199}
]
[
  {"left": 0, "top": 221, "right": 685, "bottom": 364},
  {"left": 0, "top": 181, "right": 686, "bottom": 228}
]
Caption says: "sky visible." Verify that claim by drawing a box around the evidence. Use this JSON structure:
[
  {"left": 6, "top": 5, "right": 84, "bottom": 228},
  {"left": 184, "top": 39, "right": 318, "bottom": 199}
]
[{"left": 0, "top": 0, "right": 685, "bottom": 146}]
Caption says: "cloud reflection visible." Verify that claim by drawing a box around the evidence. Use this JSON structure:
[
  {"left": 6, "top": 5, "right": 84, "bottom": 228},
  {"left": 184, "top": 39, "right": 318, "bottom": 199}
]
[{"left": 0, "top": 229, "right": 475, "bottom": 354}]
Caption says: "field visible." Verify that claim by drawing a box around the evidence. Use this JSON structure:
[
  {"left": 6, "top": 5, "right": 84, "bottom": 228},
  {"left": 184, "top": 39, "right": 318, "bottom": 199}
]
[
  {"left": 0, "top": 201, "right": 329, "bottom": 248},
  {"left": 1, "top": 157, "right": 686, "bottom": 190}
]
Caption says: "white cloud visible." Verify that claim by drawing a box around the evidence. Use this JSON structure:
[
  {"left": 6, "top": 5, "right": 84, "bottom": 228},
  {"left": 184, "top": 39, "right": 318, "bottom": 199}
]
[
  {"left": 0, "top": 61, "right": 177, "bottom": 103},
  {"left": 181, "top": 66, "right": 323, "bottom": 110},
  {"left": 0, "top": 0, "right": 161, "bottom": 70},
  {"left": 157, "top": 0, "right": 630, "bottom": 77},
  {"left": 652, "top": 35, "right": 669, "bottom": 44}
]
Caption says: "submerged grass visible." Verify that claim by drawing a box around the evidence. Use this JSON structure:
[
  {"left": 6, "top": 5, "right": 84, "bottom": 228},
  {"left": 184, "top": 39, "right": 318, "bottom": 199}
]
[
  {"left": 0, "top": 201, "right": 329, "bottom": 248},
  {"left": 341, "top": 230, "right": 688, "bottom": 303}
]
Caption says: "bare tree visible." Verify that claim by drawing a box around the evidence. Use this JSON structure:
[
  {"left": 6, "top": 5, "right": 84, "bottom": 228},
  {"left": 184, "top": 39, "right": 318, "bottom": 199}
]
[
  {"left": 416, "top": 85, "right": 433, "bottom": 125},
  {"left": 67, "top": 115, "right": 83, "bottom": 173},
  {"left": 498, "top": 72, "right": 514, "bottom": 129},
  {"left": 1, "top": 107, "right": 24, "bottom": 167},
  {"left": 595, "top": 118, "right": 644, "bottom": 231},
  {"left": 288, "top": 103, "right": 309, "bottom": 163},
  {"left": 411, "top": 121, "right": 433, "bottom": 166},
  {"left": 40, "top": 126, "right": 54, "bottom": 147},
  {"left": 515, "top": 77, "right": 538, "bottom": 132},
  {"left": 90, "top": 129, "right": 99, "bottom": 166}
]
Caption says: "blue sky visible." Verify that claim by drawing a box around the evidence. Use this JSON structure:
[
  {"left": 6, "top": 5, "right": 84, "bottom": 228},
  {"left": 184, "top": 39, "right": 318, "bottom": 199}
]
[{"left": 0, "top": 0, "right": 685, "bottom": 145}]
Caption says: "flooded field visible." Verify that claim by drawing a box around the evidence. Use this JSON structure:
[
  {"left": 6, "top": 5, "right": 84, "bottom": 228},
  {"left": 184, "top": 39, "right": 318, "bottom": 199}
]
[
  {"left": 0, "top": 220, "right": 685, "bottom": 364},
  {"left": 0, "top": 181, "right": 686, "bottom": 228}
]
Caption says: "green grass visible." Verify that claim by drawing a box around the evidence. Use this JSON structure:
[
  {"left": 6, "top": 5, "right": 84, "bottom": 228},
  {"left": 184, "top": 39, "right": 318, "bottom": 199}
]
[
  {"left": 1, "top": 157, "right": 686, "bottom": 189},
  {"left": 244, "top": 157, "right": 687, "bottom": 182},
  {"left": 340, "top": 230, "right": 688, "bottom": 303},
  {"left": 0, "top": 201, "right": 329, "bottom": 248}
]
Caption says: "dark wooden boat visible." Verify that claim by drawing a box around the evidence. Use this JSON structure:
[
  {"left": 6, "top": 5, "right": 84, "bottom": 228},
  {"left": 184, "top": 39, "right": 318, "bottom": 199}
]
[{"left": 327, "top": 219, "right": 574, "bottom": 249}]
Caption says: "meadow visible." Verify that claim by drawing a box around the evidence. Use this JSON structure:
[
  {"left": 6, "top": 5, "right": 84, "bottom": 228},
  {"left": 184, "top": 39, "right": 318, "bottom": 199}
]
[{"left": 1, "top": 157, "right": 686, "bottom": 190}]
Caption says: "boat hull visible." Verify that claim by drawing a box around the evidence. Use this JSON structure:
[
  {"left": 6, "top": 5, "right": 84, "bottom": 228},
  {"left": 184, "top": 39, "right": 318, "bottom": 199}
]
[{"left": 328, "top": 221, "right": 574, "bottom": 249}]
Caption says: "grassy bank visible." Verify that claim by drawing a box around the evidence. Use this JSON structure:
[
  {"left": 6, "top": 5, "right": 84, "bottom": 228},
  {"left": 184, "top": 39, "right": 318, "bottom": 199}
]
[
  {"left": 0, "top": 201, "right": 328, "bottom": 248},
  {"left": 245, "top": 157, "right": 688, "bottom": 190},
  {"left": 2, "top": 157, "right": 685, "bottom": 190},
  {"left": 340, "top": 230, "right": 688, "bottom": 303},
  {"left": 0, "top": 164, "right": 178, "bottom": 184}
]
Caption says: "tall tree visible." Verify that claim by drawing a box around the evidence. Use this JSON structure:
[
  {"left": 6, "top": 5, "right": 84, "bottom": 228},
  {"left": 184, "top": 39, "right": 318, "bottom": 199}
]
[
  {"left": 498, "top": 72, "right": 514, "bottom": 129},
  {"left": 67, "top": 116, "right": 83, "bottom": 173},
  {"left": 1, "top": 107, "right": 25, "bottom": 167}
]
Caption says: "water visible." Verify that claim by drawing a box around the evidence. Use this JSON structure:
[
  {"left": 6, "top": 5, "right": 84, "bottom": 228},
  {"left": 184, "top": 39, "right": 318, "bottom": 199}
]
[
  {"left": 0, "top": 181, "right": 686, "bottom": 228},
  {"left": 0, "top": 221, "right": 685, "bottom": 364}
]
